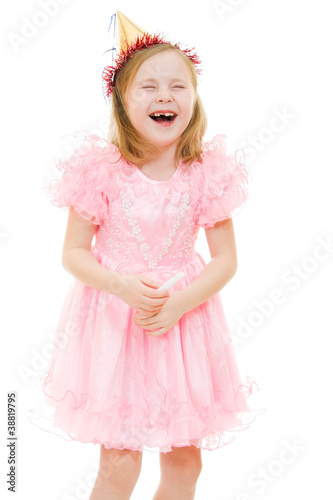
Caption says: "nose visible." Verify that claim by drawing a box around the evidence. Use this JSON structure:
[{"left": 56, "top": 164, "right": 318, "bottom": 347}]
[{"left": 156, "top": 89, "right": 173, "bottom": 102}]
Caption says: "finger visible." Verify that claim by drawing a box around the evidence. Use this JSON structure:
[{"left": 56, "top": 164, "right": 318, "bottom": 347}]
[
  {"left": 133, "top": 312, "right": 158, "bottom": 323},
  {"left": 137, "top": 316, "right": 160, "bottom": 328},
  {"left": 141, "top": 306, "right": 161, "bottom": 314},
  {"left": 138, "top": 303, "right": 164, "bottom": 314},
  {"left": 139, "top": 277, "right": 161, "bottom": 288},
  {"left": 134, "top": 309, "right": 159, "bottom": 320},
  {"left": 136, "top": 320, "right": 157, "bottom": 329},
  {"left": 135, "top": 306, "right": 156, "bottom": 316},
  {"left": 140, "top": 278, "right": 170, "bottom": 295},
  {"left": 139, "top": 296, "right": 169, "bottom": 309},
  {"left": 135, "top": 314, "right": 157, "bottom": 323},
  {"left": 145, "top": 327, "right": 165, "bottom": 336},
  {"left": 133, "top": 314, "right": 153, "bottom": 324}
]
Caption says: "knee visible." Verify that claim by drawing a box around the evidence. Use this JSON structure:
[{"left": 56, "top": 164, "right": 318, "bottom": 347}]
[
  {"left": 179, "top": 459, "right": 202, "bottom": 485},
  {"left": 99, "top": 447, "right": 143, "bottom": 478},
  {"left": 92, "top": 448, "right": 142, "bottom": 497},
  {"left": 161, "top": 447, "right": 202, "bottom": 485}
]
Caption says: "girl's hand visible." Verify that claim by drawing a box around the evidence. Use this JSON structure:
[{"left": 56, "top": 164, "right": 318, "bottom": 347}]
[
  {"left": 132, "top": 290, "right": 185, "bottom": 336},
  {"left": 112, "top": 273, "right": 170, "bottom": 315}
]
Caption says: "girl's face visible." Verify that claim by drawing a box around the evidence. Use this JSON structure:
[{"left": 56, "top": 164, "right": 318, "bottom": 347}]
[{"left": 124, "top": 50, "right": 196, "bottom": 150}]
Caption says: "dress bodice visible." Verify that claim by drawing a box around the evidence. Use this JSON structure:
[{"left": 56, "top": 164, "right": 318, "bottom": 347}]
[
  {"left": 95, "top": 159, "right": 200, "bottom": 270},
  {"left": 43, "top": 130, "right": 250, "bottom": 273}
]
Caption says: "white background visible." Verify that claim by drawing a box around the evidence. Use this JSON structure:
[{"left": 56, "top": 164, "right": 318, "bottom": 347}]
[{"left": 1, "top": 0, "right": 332, "bottom": 498}]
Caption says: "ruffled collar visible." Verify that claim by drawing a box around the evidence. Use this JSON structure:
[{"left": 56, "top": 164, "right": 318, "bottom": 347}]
[{"left": 75, "top": 130, "right": 228, "bottom": 198}]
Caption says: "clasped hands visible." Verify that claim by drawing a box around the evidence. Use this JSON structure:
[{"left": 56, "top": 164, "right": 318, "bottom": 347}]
[
  {"left": 133, "top": 289, "right": 185, "bottom": 336},
  {"left": 111, "top": 272, "right": 186, "bottom": 337}
]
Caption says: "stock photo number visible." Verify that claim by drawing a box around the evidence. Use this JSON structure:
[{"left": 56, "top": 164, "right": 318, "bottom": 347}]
[{"left": 7, "top": 392, "right": 17, "bottom": 492}]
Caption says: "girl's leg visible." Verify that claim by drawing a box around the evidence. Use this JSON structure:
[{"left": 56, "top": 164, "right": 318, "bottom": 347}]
[
  {"left": 152, "top": 445, "right": 202, "bottom": 500},
  {"left": 89, "top": 445, "right": 143, "bottom": 500}
]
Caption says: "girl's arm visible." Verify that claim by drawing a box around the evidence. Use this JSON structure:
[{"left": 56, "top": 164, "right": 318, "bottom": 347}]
[
  {"left": 178, "top": 218, "right": 238, "bottom": 314},
  {"left": 61, "top": 207, "right": 123, "bottom": 295}
]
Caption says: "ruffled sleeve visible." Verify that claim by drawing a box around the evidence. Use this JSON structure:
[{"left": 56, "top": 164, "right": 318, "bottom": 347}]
[
  {"left": 191, "top": 134, "right": 251, "bottom": 229},
  {"left": 43, "top": 131, "right": 123, "bottom": 225}
]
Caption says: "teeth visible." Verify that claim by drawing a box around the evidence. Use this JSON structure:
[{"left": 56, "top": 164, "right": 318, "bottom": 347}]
[{"left": 150, "top": 112, "right": 175, "bottom": 117}]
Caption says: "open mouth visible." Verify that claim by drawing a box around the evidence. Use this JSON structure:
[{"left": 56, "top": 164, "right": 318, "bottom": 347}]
[{"left": 149, "top": 113, "right": 177, "bottom": 124}]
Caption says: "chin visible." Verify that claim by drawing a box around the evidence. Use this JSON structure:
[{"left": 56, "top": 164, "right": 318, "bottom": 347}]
[{"left": 149, "top": 136, "right": 181, "bottom": 147}]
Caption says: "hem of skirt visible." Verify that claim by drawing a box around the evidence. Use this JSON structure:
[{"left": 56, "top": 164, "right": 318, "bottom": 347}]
[{"left": 28, "top": 375, "right": 267, "bottom": 454}]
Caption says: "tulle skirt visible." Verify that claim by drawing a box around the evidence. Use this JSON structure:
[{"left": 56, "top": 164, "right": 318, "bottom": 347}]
[{"left": 28, "top": 246, "right": 266, "bottom": 453}]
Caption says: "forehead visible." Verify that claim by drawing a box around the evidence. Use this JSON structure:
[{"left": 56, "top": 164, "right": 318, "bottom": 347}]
[{"left": 133, "top": 50, "right": 191, "bottom": 82}]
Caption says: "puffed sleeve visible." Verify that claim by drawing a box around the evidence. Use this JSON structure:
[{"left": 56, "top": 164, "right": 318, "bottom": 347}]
[
  {"left": 192, "top": 135, "right": 251, "bottom": 229},
  {"left": 43, "top": 131, "right": 122, "bottom": 225}
]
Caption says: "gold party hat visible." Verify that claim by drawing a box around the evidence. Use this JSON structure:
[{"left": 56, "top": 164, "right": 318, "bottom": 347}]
[{"left": 116, "top": 10, "right": 146, "bottom": 52}]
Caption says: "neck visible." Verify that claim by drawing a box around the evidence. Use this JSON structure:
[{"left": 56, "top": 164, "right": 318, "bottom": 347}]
[{"left": 142, "top": 140, "right": 179, "bottom": 172}]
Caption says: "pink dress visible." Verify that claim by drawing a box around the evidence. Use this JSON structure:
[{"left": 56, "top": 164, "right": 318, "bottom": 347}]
[{"left": 28, "top": 131, "right": 265, "bottom": 453}]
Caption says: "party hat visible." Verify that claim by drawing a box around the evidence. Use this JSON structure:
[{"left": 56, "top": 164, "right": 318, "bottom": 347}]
[{"left": 116, "top": 10, "right": 146, "bottom": 52}]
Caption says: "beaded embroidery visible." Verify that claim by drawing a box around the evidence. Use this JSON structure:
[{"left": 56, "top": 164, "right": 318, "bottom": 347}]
[
  {"left": 119, "top": 178, "right": 192, "bottom": 270},
  {"left": 171, "top": 218, "right": 199, "bottom": 268},
  {"left": 102, "top": 204, "right": 136, "bottom": 263}
]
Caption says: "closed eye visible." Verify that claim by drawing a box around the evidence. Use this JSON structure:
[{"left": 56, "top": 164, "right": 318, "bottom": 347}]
[{"left": 142, "top": 86, "right": 185, "bottom": 89}]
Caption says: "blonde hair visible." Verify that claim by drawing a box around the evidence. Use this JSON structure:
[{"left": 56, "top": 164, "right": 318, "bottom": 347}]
[{"left": 107, "top": 43, "right": 207, "bottom": 169}]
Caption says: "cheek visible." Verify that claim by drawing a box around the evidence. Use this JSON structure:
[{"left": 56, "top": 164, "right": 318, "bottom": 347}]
[
  {"left": 126, "top": 97, "right": 148, "bottom": 127},
  {"left": 180, "top": 102, "right": 194, "bottom": 121},
  {"left": 127, "top": 90, "right": 148, "bottom": 112},
  {"left": 178, "top": 93, "right": 195, "bottom": 113}
]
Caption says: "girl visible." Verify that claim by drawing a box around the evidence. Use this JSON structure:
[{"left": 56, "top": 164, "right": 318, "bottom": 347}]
[{"left": 29, "top": 17, "right": 265, "bottom": 500}]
